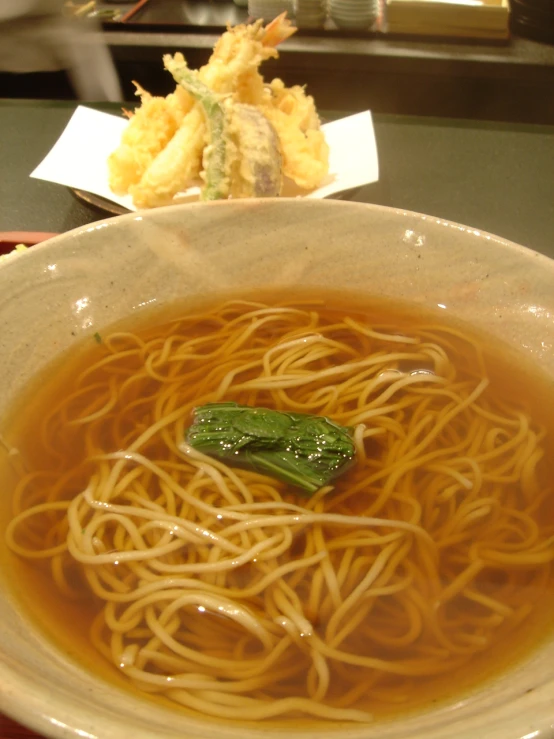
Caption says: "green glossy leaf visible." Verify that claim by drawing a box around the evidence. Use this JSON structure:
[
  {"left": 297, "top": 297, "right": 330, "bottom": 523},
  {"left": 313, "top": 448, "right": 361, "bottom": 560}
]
[{"left": 186, "top": 402, "right": 356, "bottom": 494}]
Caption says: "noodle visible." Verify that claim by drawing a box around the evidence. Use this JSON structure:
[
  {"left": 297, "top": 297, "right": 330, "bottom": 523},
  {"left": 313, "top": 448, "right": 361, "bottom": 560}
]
[{"left": 4, "top": 296, "right": 554, "bottom": 723}]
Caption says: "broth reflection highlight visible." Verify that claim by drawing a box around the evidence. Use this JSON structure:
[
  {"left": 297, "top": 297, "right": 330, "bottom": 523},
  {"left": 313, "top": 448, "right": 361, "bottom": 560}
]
[{"left": 4, "top": 296, "right": 554, "bottom": 722}]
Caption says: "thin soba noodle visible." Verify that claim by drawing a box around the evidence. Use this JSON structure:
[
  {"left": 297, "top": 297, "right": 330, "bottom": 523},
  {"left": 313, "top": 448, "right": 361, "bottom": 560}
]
[{"left": 5, "top": 298, "right": 554, "bottom": 722}]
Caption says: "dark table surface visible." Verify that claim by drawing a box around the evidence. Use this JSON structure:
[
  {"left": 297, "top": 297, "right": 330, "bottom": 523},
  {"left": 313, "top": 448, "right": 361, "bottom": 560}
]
[
  {"left": 1, "top": 97, "right": 554, "bottom": 739},
  {"left": 1, "top": 99, "right": 553, "bottom": 257}
]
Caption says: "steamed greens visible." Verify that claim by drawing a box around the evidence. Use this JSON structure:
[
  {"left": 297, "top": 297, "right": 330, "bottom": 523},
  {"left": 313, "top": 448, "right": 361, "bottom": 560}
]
[{"left": 186, "top": 402, "right": 356, "bottom": 493}]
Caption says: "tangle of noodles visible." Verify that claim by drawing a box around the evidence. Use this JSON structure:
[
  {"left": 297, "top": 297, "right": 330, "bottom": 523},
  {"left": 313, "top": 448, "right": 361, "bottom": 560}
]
[{"left": 4, "top": 296, "right": 554, "bottom": 723}]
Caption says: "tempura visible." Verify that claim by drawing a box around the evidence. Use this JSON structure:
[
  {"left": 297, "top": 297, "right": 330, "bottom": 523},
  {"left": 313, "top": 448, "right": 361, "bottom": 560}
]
[{"left": 107, "top": 14, "right": 329, "bottom": 206}]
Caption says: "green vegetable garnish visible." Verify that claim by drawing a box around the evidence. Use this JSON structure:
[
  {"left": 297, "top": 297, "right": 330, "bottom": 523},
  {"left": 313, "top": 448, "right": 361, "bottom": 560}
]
[
  {"left": 163, "top": 54, "right": 229, "bottom": 201},
  {"left": 93, "top": 332, "right": 102, "bottom": 344},
  {"left": 186, "top": 402, "right": 356, "bottom": 494}
]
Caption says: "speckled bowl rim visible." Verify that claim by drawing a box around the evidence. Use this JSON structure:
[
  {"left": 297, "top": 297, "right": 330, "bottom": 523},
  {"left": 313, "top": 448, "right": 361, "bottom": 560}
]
[{"left": 1, "top": 199, "right": 554, "bottom": 739}]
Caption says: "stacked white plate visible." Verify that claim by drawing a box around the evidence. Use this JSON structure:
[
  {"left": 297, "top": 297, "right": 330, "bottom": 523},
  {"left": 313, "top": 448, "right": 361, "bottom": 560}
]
[
  {"left": 294, "top": 0, "right": 326, "bottom": 28},
  {"left": 329, "top": 0, "right": 378, "bottom": 28},
  {"left": 248, "top": 0, "right": 294, "bottom": 20}
]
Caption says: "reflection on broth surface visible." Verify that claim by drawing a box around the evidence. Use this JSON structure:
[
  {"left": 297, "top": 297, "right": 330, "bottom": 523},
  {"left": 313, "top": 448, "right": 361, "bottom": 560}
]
[{"left": 2, "top": 291, "right": 554, "bottom": 724}]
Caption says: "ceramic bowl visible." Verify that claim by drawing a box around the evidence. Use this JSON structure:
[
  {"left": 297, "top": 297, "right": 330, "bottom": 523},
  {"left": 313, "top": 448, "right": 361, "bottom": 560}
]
[
  {"left": 328, "top": 0, "right": 378, "bottom": 9},
  {"left": 329, "top": 1, "right": 376, "bottom": 8},
  {"left": 329, "top": 2, "right": 377, "bottom": 13},
  {"left": 1, "top": 199, "right": 554, "bottom": 739},
  {"left": 328, "top": 0, "right": 378, "bottom": 26},
  {"left": 330, "top": 15, "right": 376, "bottom": 28}
]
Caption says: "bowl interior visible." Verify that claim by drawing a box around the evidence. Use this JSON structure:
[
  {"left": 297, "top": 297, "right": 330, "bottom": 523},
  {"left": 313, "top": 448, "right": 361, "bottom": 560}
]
[{"left": 1, "top": 199, "right": 554, "bottom": 739}]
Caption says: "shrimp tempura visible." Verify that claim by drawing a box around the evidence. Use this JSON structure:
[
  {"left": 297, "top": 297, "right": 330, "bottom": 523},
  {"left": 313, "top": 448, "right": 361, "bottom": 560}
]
[{"left": 107, "top": 84, "right": 181, "bottom": 195}]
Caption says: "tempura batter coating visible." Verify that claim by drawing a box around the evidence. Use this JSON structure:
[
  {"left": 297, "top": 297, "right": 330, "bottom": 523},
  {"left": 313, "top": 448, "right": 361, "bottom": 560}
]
[
  {"left": 129, "top": 107, "right": 206, "bottom": 209},
  {"left": 107, "top": 84, "right": 180, "bottom": 195},
  {"left": 261, "top": 79, "right": 329, "bottom": 190}
]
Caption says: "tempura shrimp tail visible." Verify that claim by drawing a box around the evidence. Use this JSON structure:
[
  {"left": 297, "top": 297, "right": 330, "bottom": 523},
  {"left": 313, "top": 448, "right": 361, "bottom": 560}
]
[
  {"left": 262, "top": 12, "right": 296, "bottom": 47},
  {"left": 198, "top": 16, "right": 293, "bottom": 99}
]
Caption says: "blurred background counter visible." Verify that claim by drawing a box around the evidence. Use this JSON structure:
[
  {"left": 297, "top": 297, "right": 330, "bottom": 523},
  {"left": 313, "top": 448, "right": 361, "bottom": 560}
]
[
  {"left": 3, "top": 1, "right": 554, "bottom": 123},
  {"left": 108, "top": 29, "right": 554, "bottom": 124},
  {"left": 100, "top": 0, "right": 554, "bottom": 124}
]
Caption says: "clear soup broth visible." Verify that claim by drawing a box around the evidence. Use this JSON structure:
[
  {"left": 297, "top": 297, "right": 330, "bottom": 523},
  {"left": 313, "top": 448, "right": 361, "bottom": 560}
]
[{"left": 2, "top": 291, "right": 554, "bottom": 726}]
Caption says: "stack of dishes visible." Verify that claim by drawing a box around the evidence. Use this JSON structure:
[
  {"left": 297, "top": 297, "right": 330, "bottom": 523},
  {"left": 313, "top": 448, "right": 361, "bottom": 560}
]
[
  {"left": 511, "top": 0, "right": 554, "bottom": 44},
  {"left": 248, "top": 0, "right": 293, "bottom": 20},
  {"left": 294, "top": 0, "right": 327, "bottom": 28},
  {"left": 329, "top": 0, "right": 378, "bottom": 29}
]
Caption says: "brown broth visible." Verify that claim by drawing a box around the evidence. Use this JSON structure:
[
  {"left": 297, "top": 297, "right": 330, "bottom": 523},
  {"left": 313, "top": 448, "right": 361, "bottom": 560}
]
[{"left": 2, "top": 289, "right": 554, "bottom": 726}]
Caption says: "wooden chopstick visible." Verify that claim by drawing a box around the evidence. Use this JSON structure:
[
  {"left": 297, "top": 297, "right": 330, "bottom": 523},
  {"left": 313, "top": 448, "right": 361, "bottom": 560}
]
[{"left": 120, "top": 0, "right": 152, "bottom": 23}]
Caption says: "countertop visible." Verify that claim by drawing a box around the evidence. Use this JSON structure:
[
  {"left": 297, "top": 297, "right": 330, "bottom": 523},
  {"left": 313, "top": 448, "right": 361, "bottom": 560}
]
[{"left": 1, "top": 99, "right": 553, "bottom": 257}]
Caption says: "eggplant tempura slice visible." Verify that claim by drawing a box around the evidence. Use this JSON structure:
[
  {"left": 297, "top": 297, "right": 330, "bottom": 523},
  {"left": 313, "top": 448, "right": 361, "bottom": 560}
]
[{"left": 228, "top": 104, "right": 282, "bottom": 198}]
